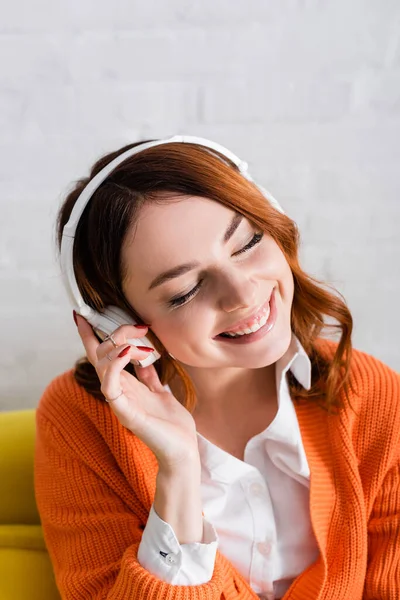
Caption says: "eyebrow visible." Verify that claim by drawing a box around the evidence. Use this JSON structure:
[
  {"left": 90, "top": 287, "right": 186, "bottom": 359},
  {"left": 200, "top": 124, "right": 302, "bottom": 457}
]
[{"left": 148, "top": 213, "right": 244, "bottom": 291}]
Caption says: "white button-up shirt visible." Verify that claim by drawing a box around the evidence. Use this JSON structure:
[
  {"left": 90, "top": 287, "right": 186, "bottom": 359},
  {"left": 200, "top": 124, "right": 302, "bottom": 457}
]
[{"left": 137, "top": 334, "right": 320, "bottom": 599}]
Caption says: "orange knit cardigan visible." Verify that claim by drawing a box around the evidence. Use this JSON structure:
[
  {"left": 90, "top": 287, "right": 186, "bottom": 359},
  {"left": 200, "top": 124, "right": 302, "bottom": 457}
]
[{"left": 34, "top": 342, "right": 400, "bottom": 599}]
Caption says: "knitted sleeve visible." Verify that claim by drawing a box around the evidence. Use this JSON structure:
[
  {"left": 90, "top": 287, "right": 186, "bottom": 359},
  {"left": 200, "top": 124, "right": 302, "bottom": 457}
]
[
  {"left": 363, "top": 362, "right": 400, "bottom": 599},
  {"left": 364, "top": 458, "right": 400, "bottom": 597},
  {"left": 34, "top": 410, "right": 255, "bottom": 600}
]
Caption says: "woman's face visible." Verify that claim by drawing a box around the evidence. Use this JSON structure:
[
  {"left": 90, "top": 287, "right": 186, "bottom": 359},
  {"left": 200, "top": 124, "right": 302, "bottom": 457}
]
[{"left": 122, "top": 194, "right": 294, "bottom": 370}]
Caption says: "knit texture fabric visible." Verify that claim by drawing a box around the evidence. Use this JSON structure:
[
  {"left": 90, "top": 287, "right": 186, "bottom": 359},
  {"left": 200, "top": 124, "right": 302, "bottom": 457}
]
[{"left": 34, "top": 340, "right": 400, "bottom": 599}]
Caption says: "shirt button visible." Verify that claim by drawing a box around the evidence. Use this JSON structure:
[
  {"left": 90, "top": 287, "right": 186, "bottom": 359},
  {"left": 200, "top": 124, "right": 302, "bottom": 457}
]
[
  {"left": 249, "top": 482, "right": 265, "bottom": 496},
  {"left": 257, "top": 541, "right": 272, "bottom": 556},
  {"left": 165, "top": 553, "right": 178, "bottom": 564}
]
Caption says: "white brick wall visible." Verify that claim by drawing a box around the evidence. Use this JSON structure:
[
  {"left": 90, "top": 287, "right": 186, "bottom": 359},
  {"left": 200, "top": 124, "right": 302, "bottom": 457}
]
[{"left": 1, "top": 0, "right": 399, "bottom": 409}]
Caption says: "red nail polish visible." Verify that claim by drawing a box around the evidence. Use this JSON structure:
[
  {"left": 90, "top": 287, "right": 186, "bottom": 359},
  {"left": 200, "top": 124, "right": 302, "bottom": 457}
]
[
  {"left": 136, "top": 324, "right": 151, "bottom": 329},
  {"left": 118, "top": 346, "right": 130, "bottom": 358},
  {"left": 73, "top": 310, "right": 78, "bottom": 326},
  {"left": 136, "top": 345, "right": 154, "bottom": 353}
]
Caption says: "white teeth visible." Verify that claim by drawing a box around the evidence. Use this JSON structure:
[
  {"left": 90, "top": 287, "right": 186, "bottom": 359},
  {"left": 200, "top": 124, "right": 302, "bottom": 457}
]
[
  {"left": 258, "top": 315, "right": 268, "bottom": 327},
  {"left": 222, "top": 301, "right": 271, "bottom": 338}
]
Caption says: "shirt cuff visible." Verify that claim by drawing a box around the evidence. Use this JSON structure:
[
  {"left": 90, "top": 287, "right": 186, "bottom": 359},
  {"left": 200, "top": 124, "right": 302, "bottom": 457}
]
[{"left": 137, "top": 503, "right": 219, "bottom": 584}]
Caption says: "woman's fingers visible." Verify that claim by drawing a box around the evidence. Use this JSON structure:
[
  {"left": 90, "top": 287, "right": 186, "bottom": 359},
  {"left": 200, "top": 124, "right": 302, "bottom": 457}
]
[
  {"left": 75, "top": 316, "right": 151, "bottom": 367},
  {"left": 74, "top": 315, "right": 163, "bottom": 403},
  {"left": 99, "top": 324, "right": 150, "bottom": 348},
  {"left": 99, "top": 345, "right": 138, "bottom": 403},
  {"left": 75, "top": 314, "right": 100, "bottom": 365},
  {"left": 95, "top": 324, "right": 150, "bottom": 360},
  {"left": 134, "top": 362, "right": 165, "bottom": 394},
  {"left": 98, "top": 343, "right": 157, "bottom": 397}
]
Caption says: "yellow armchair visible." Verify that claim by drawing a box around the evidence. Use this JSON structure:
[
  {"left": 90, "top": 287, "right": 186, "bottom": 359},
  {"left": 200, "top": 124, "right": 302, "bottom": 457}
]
[{"left": 0, "top": 409, "right": 60, "bottom": 599}]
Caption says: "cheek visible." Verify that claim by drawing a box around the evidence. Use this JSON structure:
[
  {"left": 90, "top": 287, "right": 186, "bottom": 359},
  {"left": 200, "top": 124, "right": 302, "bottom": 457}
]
[
  {"left": 258, "top": 244, "right": 294, "bottom": 294},
  {"left": 150, "top": 307, "right": 211, "bottom": 360},
  {"left": 128, "top": 286, "right": 209, "bottom": 359},
  {"left": 277, "top": 263, "right": 294, "bottom": 313},
  {"left": 283, "top": 263, "right": 295, "bottom": 301}
]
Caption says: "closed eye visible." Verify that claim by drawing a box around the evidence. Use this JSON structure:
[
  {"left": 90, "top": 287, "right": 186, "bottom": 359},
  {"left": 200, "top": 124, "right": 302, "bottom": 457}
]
[
  {"left": 234, "top": 231, "right": 264, "bottom": 256},
  {"left": 168, "top": 231, "right": 264, "bottom": 308}
]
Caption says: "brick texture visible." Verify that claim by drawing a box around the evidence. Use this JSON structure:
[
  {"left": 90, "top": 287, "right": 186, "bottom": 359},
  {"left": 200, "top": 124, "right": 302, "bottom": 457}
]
[{"left": 1, "top": 0, "right": 399, "bottom": 408}]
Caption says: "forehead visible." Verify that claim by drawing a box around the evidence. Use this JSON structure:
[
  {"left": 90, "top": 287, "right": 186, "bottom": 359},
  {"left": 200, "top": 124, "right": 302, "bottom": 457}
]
[{"left": 122, "top": 195, "right": 236, "bottom": 285}]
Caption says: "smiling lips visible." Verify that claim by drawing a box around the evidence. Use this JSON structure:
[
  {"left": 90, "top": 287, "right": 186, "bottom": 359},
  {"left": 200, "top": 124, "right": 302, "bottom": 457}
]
[{"left": 218, "top": 290, "right": 274, "bottom": 337}]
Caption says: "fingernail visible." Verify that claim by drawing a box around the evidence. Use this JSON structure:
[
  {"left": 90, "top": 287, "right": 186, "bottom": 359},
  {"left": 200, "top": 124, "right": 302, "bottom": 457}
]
[
  {"left": 136, "top": 324, "right": 151, "bottom": 329},
  {"left": 73, "top": 310, "right": 78, "bottom": 326},
  {"left": 118, "top": 346, "right": 131, "bottom": 358},
  {"left": 136, "top": 345, "right": 154, "bottom": 353}
]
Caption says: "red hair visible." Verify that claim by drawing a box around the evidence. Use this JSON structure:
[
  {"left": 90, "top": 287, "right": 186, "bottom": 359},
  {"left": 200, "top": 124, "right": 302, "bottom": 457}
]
[{"left": 57, "top": 140, "right": 353, "bottom": 413}]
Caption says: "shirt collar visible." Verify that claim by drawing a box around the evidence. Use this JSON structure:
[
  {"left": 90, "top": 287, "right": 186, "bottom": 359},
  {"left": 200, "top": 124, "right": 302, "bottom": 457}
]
[
  {"left": 195, "top": 333, "right": 312, "bottom": 480},
  {"left": 276, "top": 333, "right": 312, "bottom": 391}
]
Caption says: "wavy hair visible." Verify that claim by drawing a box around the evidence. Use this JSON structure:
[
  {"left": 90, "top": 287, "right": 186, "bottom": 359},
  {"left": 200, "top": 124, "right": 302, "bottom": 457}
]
[{"left": 57, "top": 140, "right": 353, "bottom": 413}]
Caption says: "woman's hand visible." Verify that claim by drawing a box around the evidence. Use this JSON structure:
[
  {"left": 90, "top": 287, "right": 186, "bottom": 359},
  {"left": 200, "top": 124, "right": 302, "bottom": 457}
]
[{"left": 75, "top": 315, "right": 199, "bottom": 472}]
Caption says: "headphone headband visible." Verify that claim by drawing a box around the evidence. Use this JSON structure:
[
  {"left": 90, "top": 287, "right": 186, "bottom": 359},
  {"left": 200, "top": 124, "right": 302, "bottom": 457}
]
[{"left": 60, "top": 135, "right": 284, "bottom": 322}]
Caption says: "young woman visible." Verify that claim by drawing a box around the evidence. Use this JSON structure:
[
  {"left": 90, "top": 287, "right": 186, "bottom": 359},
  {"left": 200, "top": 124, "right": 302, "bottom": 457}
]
[{"left": 34, "top": 137, "right": 400, "bottom": 600}]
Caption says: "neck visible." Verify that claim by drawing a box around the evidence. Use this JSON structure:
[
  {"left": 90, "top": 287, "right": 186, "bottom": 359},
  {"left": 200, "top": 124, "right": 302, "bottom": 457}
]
[{"left": 170, "top": 363, "right": 277, "bottom": 419}]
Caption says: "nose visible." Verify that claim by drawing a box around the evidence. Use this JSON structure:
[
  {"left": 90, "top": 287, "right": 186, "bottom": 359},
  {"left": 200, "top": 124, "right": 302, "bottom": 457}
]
[{"left": 217, "top": 267, "right": 259, "bottom": 313}]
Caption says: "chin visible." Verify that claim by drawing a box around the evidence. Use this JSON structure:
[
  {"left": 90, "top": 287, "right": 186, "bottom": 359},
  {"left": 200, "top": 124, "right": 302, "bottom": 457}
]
[{"left": 240, "top": 326, "right": 293, "bottom": 369}]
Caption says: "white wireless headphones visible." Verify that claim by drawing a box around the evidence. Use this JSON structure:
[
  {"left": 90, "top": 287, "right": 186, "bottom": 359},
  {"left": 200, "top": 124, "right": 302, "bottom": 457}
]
[{"left": 60, "top": 135, "right": 284, "bottom": 367}]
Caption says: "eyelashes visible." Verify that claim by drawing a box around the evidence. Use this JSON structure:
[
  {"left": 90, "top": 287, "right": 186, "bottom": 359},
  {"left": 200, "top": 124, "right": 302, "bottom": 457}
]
[
  {"left": 234, "top": 231, "right": 264, "bottom": 256},
  {"left": 169, "top": 281, "right": 202, "bottom": 308},
  {"left": 168, "top": 231, "right": 264, "bottom": 308}
]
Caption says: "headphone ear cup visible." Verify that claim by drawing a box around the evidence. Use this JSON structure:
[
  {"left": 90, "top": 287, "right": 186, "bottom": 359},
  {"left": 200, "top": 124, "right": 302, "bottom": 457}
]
[
  {"left": 103, "top": 305, "right": 137, "bottom": 328},
  {"left": 88, "top": 305, "right": 136, "bottom": 339},
  {"left": 88, "top": 306, "right": 161, "bottom": 367}
]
